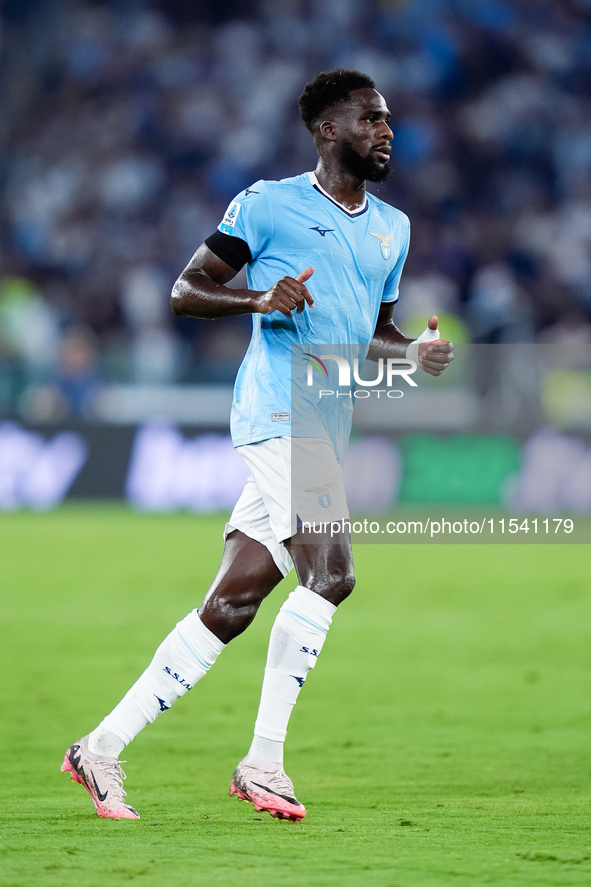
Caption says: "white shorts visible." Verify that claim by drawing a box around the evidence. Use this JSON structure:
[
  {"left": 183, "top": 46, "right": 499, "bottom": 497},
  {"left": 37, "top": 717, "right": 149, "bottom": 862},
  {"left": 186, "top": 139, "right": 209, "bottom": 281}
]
[{"left": 225, "top": 436, "right": 349, "bottom": 577}]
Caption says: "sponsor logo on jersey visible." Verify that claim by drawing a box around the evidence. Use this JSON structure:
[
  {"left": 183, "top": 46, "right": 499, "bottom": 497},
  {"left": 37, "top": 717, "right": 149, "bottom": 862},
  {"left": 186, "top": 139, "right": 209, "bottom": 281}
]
[
  {"left": 244, "top": 188, "right": 259, "bottom": 196},
  {"left": 309, "top": 226, "right": 335, "bottom": 237},
  {"left": 370, "top": 231, "right": 394, "bottom": 260}
]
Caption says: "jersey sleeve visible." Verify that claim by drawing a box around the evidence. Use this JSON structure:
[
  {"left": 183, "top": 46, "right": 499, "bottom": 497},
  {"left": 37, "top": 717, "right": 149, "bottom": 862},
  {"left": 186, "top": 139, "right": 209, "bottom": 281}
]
[
  {"left": 216, "top": 180, "right": 273, "bottom": 262},
  {"left": 381, "top": 215, "right": 410, "bottom": 303}
]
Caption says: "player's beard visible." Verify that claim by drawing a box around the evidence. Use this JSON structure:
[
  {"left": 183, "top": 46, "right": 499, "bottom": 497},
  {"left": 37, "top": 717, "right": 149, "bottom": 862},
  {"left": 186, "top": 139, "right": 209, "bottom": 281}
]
[{"left": 340, "top": 140, "right": 391, "bottom": 183}]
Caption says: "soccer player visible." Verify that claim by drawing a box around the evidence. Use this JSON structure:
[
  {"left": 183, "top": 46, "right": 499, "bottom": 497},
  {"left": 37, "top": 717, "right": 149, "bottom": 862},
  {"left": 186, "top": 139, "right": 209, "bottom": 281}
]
[{"left": 61, "top": 69, "right": 453, "bottom": 822}]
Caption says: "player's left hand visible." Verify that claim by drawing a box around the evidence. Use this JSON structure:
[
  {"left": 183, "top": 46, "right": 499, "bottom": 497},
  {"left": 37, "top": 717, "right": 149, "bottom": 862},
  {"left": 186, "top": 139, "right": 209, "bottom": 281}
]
[{"left": 418, "top": 315, "right": 454, "bottom": 376}]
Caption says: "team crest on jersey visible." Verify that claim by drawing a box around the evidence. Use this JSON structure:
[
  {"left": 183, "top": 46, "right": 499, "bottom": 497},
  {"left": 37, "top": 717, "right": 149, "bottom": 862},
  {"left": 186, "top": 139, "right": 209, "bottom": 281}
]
[
  {"left": 220, "top": 202, "right": 241, "bottom": 235},
  {"left": 370, "top": 231, "right": 394, "bottom": 260}
]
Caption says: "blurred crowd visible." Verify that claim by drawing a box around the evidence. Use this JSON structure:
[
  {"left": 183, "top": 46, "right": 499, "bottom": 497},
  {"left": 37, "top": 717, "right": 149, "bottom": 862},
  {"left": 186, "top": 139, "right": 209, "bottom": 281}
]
[{"left": 2, "top": 0, "right": 591, "bottom": 420}]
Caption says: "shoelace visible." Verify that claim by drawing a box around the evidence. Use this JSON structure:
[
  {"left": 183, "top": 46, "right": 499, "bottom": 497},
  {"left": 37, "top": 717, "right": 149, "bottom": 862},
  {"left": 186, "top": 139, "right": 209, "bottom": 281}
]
[
  {"left": 97, "top": 759, "right": 129, "bottom": 800},
  {"left": 269, "top": 771, "right": 296, "bottom": 796},
  {"left": 249, "top": 766, "right": 295, "bottom": 797}
]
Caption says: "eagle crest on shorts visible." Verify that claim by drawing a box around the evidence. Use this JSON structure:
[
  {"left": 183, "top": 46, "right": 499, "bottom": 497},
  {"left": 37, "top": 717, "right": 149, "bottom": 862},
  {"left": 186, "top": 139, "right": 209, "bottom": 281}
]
[{"left": 307, "top": 485, "right": 332, "bottom": 508}]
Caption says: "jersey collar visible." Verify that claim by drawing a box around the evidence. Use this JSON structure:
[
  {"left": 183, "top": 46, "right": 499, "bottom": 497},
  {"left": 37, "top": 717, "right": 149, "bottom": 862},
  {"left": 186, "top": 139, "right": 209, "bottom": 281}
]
[{"left": 307, "top": 171, "right": 368, "bottom": 218}]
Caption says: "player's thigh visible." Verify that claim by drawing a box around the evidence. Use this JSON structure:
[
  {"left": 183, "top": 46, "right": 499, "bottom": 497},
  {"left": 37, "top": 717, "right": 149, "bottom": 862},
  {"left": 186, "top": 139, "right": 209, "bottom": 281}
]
[
  {"left": 233, "top": 436, "right": 354, "bottom": 604},
  {"left": 226, "top": 469, "right": 294, "bottom": 578},
  {"left": 202, "top": 529, "right": 283, "bottom": 609}
]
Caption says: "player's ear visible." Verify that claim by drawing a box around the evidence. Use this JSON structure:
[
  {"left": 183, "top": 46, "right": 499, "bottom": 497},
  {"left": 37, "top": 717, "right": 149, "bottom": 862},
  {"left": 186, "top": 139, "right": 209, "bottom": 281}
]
[{"left": 319, "top": 119, "right": 337, "bottom": 141}]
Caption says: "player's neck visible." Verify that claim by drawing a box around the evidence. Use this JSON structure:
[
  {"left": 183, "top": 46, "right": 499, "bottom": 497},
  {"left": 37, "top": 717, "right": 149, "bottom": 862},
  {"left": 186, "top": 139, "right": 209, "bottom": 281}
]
[{"left": 314, "top": 162, "right": 366, "bottom": 212}]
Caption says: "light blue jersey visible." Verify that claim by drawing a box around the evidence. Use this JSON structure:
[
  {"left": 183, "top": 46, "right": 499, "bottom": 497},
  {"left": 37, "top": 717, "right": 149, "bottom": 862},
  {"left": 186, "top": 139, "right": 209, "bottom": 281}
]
[{"left": 216, "top": 171, "right": 410, "bottom": 460}]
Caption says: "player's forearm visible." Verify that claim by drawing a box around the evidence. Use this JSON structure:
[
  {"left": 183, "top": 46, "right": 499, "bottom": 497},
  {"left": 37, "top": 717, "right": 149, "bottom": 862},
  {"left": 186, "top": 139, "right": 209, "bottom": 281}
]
[
  {"left": 171, "top": 271, "right": 262, "bottom": 319},
  {"left": 367, "top": 321, "right": 413, "bottom": 361}
]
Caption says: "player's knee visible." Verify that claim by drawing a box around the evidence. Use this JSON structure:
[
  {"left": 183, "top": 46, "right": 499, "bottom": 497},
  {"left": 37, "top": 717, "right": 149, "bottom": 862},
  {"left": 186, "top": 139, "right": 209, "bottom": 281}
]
[
  {"left": 204, "top": 580, "right": 269, "bottom": 620},
  {"left": 339, "top": 566, "right": 356, "bottom": 601},
  {"left": 199, "top": 555, "right": 281, "bottom": 642},
  {"left": 199, "top": 584, "right": 267, "bottom": 643},
  {"left": 312, "top": 566, "right": 356, "bottom": 606}
]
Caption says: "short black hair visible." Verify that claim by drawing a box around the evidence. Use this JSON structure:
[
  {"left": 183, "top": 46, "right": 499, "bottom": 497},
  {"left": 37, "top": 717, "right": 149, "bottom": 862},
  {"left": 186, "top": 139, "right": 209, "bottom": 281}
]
[{"left": 298, "top": 69, "right": 376, "bottom": 132}]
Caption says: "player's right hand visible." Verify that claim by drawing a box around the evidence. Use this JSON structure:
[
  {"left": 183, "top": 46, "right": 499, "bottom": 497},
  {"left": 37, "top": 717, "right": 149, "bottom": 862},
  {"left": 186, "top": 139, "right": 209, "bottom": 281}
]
[
  {"left": 417, "top": 314, "right": 454, "bottom": 376},
  {"left": 255, "top": 267, "right": 315, "bottom": 317}
]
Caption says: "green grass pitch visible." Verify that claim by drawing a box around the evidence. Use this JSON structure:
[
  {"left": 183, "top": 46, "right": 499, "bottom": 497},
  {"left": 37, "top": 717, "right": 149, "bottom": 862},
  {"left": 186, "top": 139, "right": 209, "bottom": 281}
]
[{"left": 1, "top": 505, "right": 590, "bottom": 887}]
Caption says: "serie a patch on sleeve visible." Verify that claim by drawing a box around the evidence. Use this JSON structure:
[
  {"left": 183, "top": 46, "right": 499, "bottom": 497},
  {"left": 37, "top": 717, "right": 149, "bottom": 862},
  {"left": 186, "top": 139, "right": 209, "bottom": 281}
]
[{"left": 219, "top": 202, "right": 241, "bottom": 235}]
